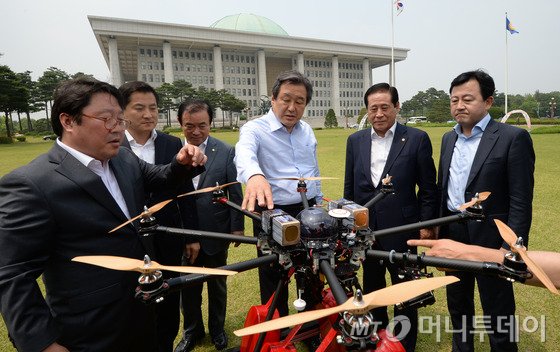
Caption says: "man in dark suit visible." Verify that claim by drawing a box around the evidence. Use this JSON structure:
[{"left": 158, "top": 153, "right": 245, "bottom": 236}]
[
  {"left": 344, "top": 83, "right": 438, "bottom": 352},
  {"left": 438, "top": 70, "right": 534, "bottom": 351},
  {"left": 119, "top": 81, "right": 199, "bottom": 352},
  {"left": 0, "top": 77, "right": 206, "bottom": 352},
  {"left": 174, "top": 99, "right": 244, "bottom": 352}
]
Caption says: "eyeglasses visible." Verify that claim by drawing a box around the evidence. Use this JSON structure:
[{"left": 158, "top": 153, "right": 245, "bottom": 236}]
[{"left": 82, "top": 113, "right": 131, "bottom": 130}]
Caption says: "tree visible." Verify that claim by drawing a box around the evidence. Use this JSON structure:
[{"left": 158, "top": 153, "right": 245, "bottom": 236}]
[
  {"left": 401, "top": 87, "right": 449, "bottom": 117},
  {"left": 324, "top": 108, "right": 338, "bottom": 128},
  {"left": 258, "top": 95, "right": 271, "bottom": 115},
  {"left": 425, "top": 97, "right": 451, "bottom": 123},
  {"left": 15, "top": 71, "right": 42, "bottom": 132},
  {"left": 155, "top": 83, "right": 177, "bottom": 126},
  {"left": 0, "top": 65, "right": 20, "bottom": 137},
  {"left": 36, "top": 67, "right": 70, "bottom": 130}
]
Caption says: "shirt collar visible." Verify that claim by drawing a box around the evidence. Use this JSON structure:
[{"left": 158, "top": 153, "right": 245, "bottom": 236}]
[
  {"left": 187, "top": 137, "right": 209, "bottom": 153},
  {"left": 125, "top": 129, "right": 157, "bottom": 146},
  {"left": 56, "top": 138, "right": 104, "bottom": 167},
  {"left": 453, "top": 114, "right": 491, "bottom": 137},
  {"left": 267, "top": 108, "right": 300, "bottom": 133},
  {"left": 371, "top": 120, "right": 397, "bottom": 139}
]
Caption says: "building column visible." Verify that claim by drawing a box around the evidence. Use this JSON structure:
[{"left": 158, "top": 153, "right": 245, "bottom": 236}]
[
  {"left": 257, "top": 49, "right": 267, "bottom": 98},
  {"left": 213, "top": 45, "right": 224, "bottom": 121},
  {"left": 163, "top": 41, "right": 173, "bottom": 84},
  {"left": 362, "top": 58, "right": 371, "bottom": 90},
  {"left": 331, "top": 55, "right": 341, "bottom": 118},
  {"left": 388, "top": 63, "right": 395, "bottom": 86},
  {"left": 108, "top": 36, "right": 122, "bottom": 87},
  {"left": 297, "top": 52, "right": 305, "bottom": 74}
]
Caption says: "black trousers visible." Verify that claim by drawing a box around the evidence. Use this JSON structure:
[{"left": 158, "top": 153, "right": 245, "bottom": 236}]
[
  {"left": 181, "top": 249, "right": 228, "bottom": 339},
  {"left": 362, "top": 251, "right": 418, "bottom": 352},
  {"left": 443, "top": 221, "right": 517, "bottom": 352},
  {"left": 252, "top": 200, "right": 314, "bottom": 317}
]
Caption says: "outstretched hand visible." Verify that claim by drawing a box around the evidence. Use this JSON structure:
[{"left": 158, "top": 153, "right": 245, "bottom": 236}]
[
  {"left": 176, "top": 144, "right": 207, "bottom": 168},
  {"left": 407, "top": 239, "right": 505, "bottom": 262},
  {"left": 242, "top": 174, "right": 273, "bottom": 212}
]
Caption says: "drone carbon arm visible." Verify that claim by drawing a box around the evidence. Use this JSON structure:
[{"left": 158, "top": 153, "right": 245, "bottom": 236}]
[
  {"left": 156, "top": 225, "right": 258, "bottom": 245},
  {"left": 366, "top": 250, "right": 529, "bottom": 282}
]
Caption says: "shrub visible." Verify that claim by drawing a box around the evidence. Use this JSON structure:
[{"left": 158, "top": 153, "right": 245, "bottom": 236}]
[
  {"left": 0, "top": 136, "right": 14, "bottom": 144},
  {"left": 16, "top": 135, "right": 26, "bottom": 142}
]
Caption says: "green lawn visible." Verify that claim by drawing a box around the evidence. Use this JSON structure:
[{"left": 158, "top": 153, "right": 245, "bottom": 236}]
[{"left": 1, "top": 127, "right": 559, "bottom": 351}]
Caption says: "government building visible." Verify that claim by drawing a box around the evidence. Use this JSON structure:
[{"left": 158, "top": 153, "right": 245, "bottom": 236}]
[{"left": 89, "top": 14, "right": 408, "bottom": 119}]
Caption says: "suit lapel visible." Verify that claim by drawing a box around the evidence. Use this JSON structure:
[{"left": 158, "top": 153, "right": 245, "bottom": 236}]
[
  {"left": 51, "top": 145, "right": 129, "bottom": 222},
  {"left": 110, "top": 154, "right": 140, "bottom": 219},
  {"left": 153, "top": 131, "right": 167, "bottom": 165},
  {"left": 381, "top": 124, "right": 407, "bottom": 179},
  {"left": 440, "top": 131, "right": 458, "bottom": 190},
  {"left": 466, "top": 119, "right": 499, "bottom": 188},
  {"left": 359, "top": 130, "right": 374, "bottom": 188},
  {"left": 197, "top": 137, "right": 215, "bottom": 189}
]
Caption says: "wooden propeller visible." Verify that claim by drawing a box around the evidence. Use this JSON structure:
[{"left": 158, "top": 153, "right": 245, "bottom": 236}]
[
  {"left": 270, "top": 176, "right": 338, "bottom": 181},
  {"left": 108, "top": 182, "right": 240, "bottom": 233},
  {"left": 458, "top": 191, "right": 491, "bottom": 211},
  {"left": 72, "top": 255, "right": 237, "bottom": 276},
  {"left": 234, "top": 275, "right": 459, "bottom": 337},
  {"left": 177, "top": 181, "right": 240, "bottom": 198},
  {"left": 494, "top": 220, "right": 559, "bottom": 295}
]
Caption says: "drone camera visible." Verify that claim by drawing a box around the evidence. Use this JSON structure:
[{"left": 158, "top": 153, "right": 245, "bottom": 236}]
[
  {"left": 261, "top": 209, "right": 300, "bottom": 246},
  {"left": 328, "top": 199, "right": 369, "bottom": 230}
]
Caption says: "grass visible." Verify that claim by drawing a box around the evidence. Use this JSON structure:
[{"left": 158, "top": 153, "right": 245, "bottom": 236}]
[{"left": 1, "top": 127, "right": 559, "bottom": 351}]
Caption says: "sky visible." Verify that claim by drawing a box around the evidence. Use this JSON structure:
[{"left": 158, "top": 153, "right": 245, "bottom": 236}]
[{"left": 1, "top": 0, "right": 558, "bottom": 102}]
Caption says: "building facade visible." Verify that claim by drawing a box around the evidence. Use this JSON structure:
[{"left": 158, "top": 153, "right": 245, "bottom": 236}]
[{"left": 89, "top": 14, "right": 408, "bottom": 119}]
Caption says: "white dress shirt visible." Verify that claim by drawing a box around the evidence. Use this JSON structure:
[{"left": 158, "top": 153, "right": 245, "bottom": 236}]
[
  {"left": 185, "top": 137, "right": 208, "bottom": 190},
  {"left": 125, "top": 129, "right": 157, "bottom": 164},
  {"left": 370, "top": 122, "right": 397, "bottom": 187},
  {"left": 56, "top": 139, "right": 131, "bottom": 219}
]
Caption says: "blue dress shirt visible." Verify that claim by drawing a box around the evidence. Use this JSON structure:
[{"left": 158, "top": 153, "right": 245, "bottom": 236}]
[
  {"left": 447, "top": 114, "right": 491, "bottom": 211},
  {"left": 235, "top": 109, "right": 322, "bottom": 205}
]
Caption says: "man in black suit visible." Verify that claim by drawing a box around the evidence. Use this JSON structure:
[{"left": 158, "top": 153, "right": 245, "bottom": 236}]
[
  {"left": 174, "top": 99, "right": 244, "bottom": 352},
  {"left": 0, "top": 77, "right": 206, "bottom": 352},
  {"left": 438, "top": 70, "right": 534, "bottom": 351},
  {"left": 119, "top": 81, "right": 200, "bottom": 352},
  {"left": 344, "top": 83, "right": 438, "bottom": 352}
]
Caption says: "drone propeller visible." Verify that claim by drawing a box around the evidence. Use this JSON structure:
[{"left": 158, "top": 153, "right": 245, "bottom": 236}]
[
  {"left": 72, "top": 255, "right": 237, "bottom": 276},
  {"left": 270, "top": 176, "right": 338, "bottom": 181},
  {"left": 234, "top": 275, "right": 458, "bottom": 337},
  {"left": 177, "top": 181, "right": 240, "bottom": 198},
  {"left": 458, "top": 191, "right": 491, "bottom": 211},
  {"left": 494, "top": 220, "right": 559, "bottom": 295},
  {"left": 109, "top": 182, "right": 240, "bottom": 233}
]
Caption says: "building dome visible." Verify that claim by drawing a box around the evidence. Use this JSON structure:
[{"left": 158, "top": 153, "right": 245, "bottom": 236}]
[{"left": 210, "top": 13, "right": 289, "bottom": 36}]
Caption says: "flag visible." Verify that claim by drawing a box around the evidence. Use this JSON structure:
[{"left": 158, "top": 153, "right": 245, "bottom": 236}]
[
  {"left": 395, "top": 1, "right": 404, "bottom": 16},
  {"left": 506, "top": 16, "right": 519, "bottom": 34}
]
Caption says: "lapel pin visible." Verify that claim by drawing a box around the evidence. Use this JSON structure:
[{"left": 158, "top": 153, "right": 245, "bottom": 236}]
[
  {"left": 401, "top": 138, "right": 405, "bottom": 142},
  {"left": 212, "top": 148, "right": 216, "bottom": 152}
]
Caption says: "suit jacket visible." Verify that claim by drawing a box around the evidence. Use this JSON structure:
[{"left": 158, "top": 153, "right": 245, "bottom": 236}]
[
  {"left": 0, "top": 144, "right": 202, "bottom": 351},
  {"left": 122, "top": 131, "right": 198, "bottom": 265},
  {"left": 194, "top": 136, "right": 244, "bottom": 255},
  {"left": 438, "top": 118, "right": 535, "bottom": 248},
  {"left": 344, "top": 123, "right": 438, "bottom": 251}
]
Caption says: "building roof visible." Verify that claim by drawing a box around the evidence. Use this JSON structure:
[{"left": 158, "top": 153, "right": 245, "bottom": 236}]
[{"left": 210, "top": 13, "right": 289, "bottom": 36}]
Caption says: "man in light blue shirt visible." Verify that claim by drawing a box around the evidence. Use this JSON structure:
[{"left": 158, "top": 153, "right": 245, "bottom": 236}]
[
  {"left": 438, "top": 70, "right": 534, "bottom": 352},
  {"left": 234, "top": 70, "right": 321, "bottom": 316}
]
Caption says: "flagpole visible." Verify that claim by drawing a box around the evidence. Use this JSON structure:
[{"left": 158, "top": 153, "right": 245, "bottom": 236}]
[
  {"left": 391, "top": 0, "right": 395, "bottom": 86},
  {"left": 505, "top": 12, "right": 509, "bottom": 114}
]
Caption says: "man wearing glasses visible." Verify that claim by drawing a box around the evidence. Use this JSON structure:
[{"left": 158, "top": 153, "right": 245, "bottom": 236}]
[
  {"left": 119, "top": 81, "right": 200, "bottom": 352},
  {"left": 0, "top": 77, "right": 206, "bottom": 352}
]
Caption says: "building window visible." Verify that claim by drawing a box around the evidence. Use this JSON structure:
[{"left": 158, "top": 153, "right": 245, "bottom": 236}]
[
  {"left": 140, "top": 48, "right": 145, "bottom": 56},
  {"left": 172, "top": 51, "right": 177, "bottom": 59}
]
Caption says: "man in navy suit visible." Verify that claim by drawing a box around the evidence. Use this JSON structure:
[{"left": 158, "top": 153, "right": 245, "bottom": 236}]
[
  {"left": 174, "top": 99, "right": 244, "bottom": 352},
  {"left": 438, "top": 70, "right": 534, "bottom": 351},
  {"left": 119, "top": 81, "right": 200, "bottom": 352},
  {"left": 0, "top": 77, "right": 206, "bottom": 352},
  {"left": 344, "top": 83, "right": 438, "bottom": 352}
]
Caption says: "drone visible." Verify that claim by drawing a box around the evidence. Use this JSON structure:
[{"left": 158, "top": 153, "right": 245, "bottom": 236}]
[{"left": 73, "top": 177, "right": 557, "bottom": 352}]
